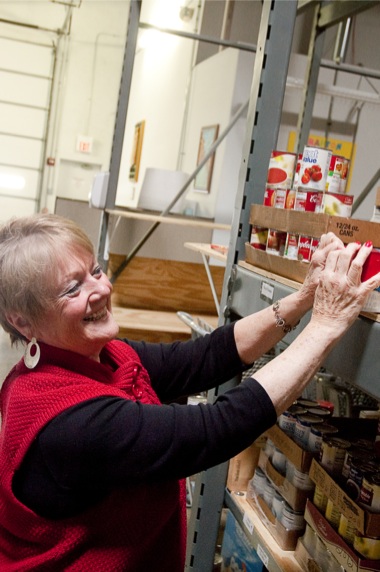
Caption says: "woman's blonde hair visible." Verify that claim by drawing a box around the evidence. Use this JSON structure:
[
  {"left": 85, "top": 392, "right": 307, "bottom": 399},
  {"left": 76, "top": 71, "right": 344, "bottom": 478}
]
[{"left": 0, "top": 213, "right": 95, "bottom": 345}]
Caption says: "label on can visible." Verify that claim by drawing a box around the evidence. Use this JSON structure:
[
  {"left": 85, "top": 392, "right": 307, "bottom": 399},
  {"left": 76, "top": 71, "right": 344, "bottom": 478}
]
[
  {"left": 322, "top": 192, "right": 354, "bottom": 217},
  {"left": 298, "top": 235, "right": 312, "bottom": 262},
  {"left": 310, "top": 237, "right": 320, "bottom": 260},
  {"left": 320, "top": 437, "right": 351, "bottom": 476},
  {"left": 359, "top": 472, "right": 380, "bottom": 512},
  {"left": 250, "top": 226, "right": 268, "bottom": 250},
  {"left": 299, "top": 146, "right": 332, "bottom": 190},
  {"left": 326, "top": 155, "right": 349, "bottom": 193},
  {"left": 267, "top": 151, "right": 297, "bottom": 189},
  {"left": 263, "top": 186, "right": 276, "bottom": 207},
  {"left": 266, "top": 229, "right": 286, "bottom": 256},
  {"left": 294, "top": 188, "right": 323, "bottom": 212},
  {"left": 274, "top": 188, "right": 294, "bottom": 209},
  {"left": 284, "top": 233, "right": 299, "bottom": 260},
  {"left": 325, "top": 497, "right": 341, "bottom": 528}
]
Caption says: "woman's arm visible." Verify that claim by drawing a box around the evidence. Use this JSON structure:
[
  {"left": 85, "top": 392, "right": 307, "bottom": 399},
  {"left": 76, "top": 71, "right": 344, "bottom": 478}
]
[
  {"left": 246, "top": 240, "right": 380, "bottom": 415},
  {"left": 233, "top": 232, "right": 345, "bottom": 364}
]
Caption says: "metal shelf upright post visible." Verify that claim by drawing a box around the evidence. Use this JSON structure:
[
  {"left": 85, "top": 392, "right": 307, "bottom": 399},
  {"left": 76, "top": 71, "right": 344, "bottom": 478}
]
[{"left": 185, "top": 1, "right": 300, "bottom": 569}]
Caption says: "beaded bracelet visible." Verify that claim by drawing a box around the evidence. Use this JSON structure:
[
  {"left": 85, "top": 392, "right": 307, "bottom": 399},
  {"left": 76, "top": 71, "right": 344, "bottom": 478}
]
[{"left": 273, "top": 299, "right": 300, "bottom": 334}]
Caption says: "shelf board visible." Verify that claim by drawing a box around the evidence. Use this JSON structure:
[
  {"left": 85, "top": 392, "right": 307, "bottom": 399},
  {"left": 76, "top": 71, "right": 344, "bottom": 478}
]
[
  {"left": 106, "top": 208, "right": 231, "bottom": 230},
  {"left": 225, "top": 490, "right": 303, "bottom": 572}
]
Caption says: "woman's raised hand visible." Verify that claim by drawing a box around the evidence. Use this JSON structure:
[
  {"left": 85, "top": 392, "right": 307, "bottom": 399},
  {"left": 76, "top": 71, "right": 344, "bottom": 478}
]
[{"left": 312, "top": 240, "right": 380, "bottom": 333}]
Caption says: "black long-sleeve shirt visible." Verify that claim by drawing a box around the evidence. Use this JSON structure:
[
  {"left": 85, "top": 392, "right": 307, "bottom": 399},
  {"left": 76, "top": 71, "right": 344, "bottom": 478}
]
[{"left": 13, "top": 324, "right": 277, "bottom": 519}]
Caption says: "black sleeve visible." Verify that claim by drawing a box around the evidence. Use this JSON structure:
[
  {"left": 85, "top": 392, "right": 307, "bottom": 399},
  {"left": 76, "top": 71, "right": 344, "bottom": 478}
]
[
  {"left": 125, "top": 322, "right": 246, "bottom": 401},
  {"left": 13, "top": 377, "right": 277, "bottom": 519}
]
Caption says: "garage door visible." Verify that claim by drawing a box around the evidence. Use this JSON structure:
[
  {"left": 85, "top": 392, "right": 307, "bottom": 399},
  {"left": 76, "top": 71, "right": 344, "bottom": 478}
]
[{"left": 0, "top": 33, "right": 55, "bottom": 220}]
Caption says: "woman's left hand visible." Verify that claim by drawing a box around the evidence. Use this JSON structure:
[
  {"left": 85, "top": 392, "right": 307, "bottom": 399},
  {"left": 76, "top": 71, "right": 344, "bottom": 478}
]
[{"left": 299, "top": 232, "right": 345, "bottom": 307}]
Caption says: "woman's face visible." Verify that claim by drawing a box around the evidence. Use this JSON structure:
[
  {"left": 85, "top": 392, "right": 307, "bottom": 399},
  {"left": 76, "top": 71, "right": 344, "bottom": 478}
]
[{"left": 32, "top": 247, "right": 119, "bottom": 361}]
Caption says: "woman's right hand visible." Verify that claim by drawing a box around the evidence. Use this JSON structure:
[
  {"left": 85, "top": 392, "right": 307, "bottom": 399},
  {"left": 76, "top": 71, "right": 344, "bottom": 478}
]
[{"left": 311, "top": 241, "right": 380, "bottom": 334}]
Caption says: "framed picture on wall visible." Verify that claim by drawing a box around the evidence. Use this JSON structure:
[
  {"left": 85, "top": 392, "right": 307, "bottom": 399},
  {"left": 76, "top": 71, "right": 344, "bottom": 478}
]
[
  {"left": 194, "top": 124, "right": 219, "bottom": 193},
  {"left": 129, "top": 120, "right": 145, "bottom": 182}
]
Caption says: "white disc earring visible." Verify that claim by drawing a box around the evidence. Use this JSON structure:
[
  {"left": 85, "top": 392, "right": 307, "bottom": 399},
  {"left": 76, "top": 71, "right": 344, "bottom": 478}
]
[{"left": 24, "top": 337, "right": 41, "bottom": 369}]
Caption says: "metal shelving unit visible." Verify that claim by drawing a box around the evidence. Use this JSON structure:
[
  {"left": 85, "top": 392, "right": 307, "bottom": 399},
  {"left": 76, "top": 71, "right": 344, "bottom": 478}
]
[{"left": 186, "top": 1, "right": 380, "bottom": 571}]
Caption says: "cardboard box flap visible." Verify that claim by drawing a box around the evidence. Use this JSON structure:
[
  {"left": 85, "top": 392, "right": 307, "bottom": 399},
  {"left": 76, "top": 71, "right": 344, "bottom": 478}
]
[
  {"left": 249, "top": 204, "right": 380, "bottom": 246},
  {"left": 309, "top": 458, "right": 380, "bottom": 536},
  {"left": 265, "top": 424, "right": 314, "bottom": 473}
]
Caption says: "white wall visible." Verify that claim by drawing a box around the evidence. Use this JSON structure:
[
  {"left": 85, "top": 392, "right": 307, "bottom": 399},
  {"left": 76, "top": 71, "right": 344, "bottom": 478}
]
[{"left": 115, "top": 0, "right": 201, "bottom": 210}]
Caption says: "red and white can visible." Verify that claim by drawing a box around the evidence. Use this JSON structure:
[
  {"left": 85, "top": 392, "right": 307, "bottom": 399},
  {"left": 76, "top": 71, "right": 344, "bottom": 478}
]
[
  {"left": 293, "top": 153, "right": 303, "bottom": 188},
  {"left": 294, "top": 187, "right": 323, "bottom": 212},
  {"left": 298, "top": 146, "right": 332, "bottom": 191},
  {"left": 298, "top": 235, "right": 312, "bottom": 261},
  {"left": 266, "top": 229, "right": 287, "bottom": 256},
  {"left": 263, "top": 186, "right": 276, "bottom": 207},
  {"left": 273, "top": 187, "right": 295, "bottom": 209},
  {"left": 310, "top": 237, "right": 321, "bottom": 260},
  {"left": 267, "top": 150, "right": 297, "bottom": 189},
  {"left": 284, "top": 233, "right": 299, "bottom": 260},
  {"left": 326, "top": 155, "right": 350, "bottom": 194},
  {"left": 321, "top": 192, "right": 354, "bottom": 217}
]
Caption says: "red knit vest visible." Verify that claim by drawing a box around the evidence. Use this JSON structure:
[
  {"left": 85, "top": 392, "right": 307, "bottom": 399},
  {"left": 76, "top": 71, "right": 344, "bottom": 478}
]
[{"left": 0, "top": 340, "right": 187, "bottom": 571}]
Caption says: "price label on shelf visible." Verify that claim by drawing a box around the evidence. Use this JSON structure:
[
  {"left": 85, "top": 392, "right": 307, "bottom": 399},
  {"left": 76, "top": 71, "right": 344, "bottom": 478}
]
[
  {"left": 257, "top": 543, "right": 269, "bottom": 568},
  {"left": 242, "top": 511, "right": 254, "bottom": 535}
]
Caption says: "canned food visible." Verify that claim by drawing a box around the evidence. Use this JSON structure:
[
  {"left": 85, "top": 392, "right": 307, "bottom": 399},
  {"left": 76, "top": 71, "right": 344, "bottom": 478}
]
[
  {"left": 321, "top": 192, "right": 354, "bottom": 217},
  {"left": 294, "top": 414, "right": 324, "bottom": 448},
  {"left": 298, "top": 146, "right": 332, "bottom": 191},
  {"left": 293, "top": 153, "right": 303, "bottom": 188},
  {"left": 359, "top": 472, "right": 380, "bottom": 512},
  {"left": 284, "top": 232, "right": 299, "bottom": 260},
  {"left": 342, "top": 447, "right": 374, "bottom": 479},
  {"left": 306, "top": 406, "right": 332, "bottom": 419},
  {"left": 263, "top": 186, "right": 276, "bottom": 207},
  {"left": 302, "top": 524, "right": 317, "bottom": 555},
  {"left": 308, "top": 423, "right": 339, "bottom": 454},
  {"left": 309, "top": 237, "right": 320, "bottom": 260},
  {"left": 338, "top": 513, "right": 356, "bottom": 545},
  {"left": 354, "top": 533, "right": 380, "bottom": 560},
  {"left": 272, "top": 187, "right": 294, "bottom": 209},
  {"left": 294, "top": 188, "right": 324, "bottom": 212},
  {"left": 272, "top": 447, "right": 287, "bottom": 475},
  {"left": 325, "top": 498, "right": 341, "bottom": 529},
  {"left": 288, "top": 404, "right": 308, "bottom": 416},
  {"left": 278, "top": 410, "right": 296, "bottom": 436},
  {"left": 272, "top": 491, "right": 284, "bottom": 520},
  {"left": 281, "top": 503, "right": 304, "bottom": 530},
  {"left": 292, "top": 467, "right": 314, "bottom": 491},
  {"left": 313, "top": 484, "right": 328, "bottom": 512},
  {"left": 296, "top": 399, "right": 319, "bottom": 408},
  {"left": 250, "top": 467, "right": 267, "bottom": 497},
  {"left": 325, "top": 155, "right": 350, "bottom": 194},
  {"left": 346, "top": 460, "right": 377, "bottom": 501},
  {"left": 320, "top": 437, "right": 351, "bottom": 476},
  {"left": 297, "top": 235, "right": 312, "bottom": 262},
  {"left": 266, "top": 229, "right": 286, "bottom": 256},
  {"left": 266, "top": 150, "right": 297, "bottom": 189},
  {"left": 250, "top": 226, "right": 268, "bottom": 251},
  {"left": 263, "top": 479, "right": 275, "bottom": 509}
]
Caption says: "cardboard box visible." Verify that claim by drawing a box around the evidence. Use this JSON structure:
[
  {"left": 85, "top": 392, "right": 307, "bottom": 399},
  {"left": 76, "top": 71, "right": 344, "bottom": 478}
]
[
  {"left": 265, "top": 424, "right": 314, "bottom": 473},
  {"left": 249, "top": 204, "right": 380, "bottom": 246},
  {"left": 227, "top": 443, "right": 261, "bottom": 492},
  {"left": 309, "top": 458, "right": 380, "bottom": 536},
  {"left": 258, "top": 450, "right": 314, "bottom": 512},
  {"left": 245, "top": 242, "right": 309, "bottom": 283},
  {"left": 304, "top": 500, "right": 380, "bottom": 572},
  {"left": 246, "top": 492, "right": 303, "bottom": 551},
  {"left": 221, "top": 510, "right": 265, "bottom": 572}
]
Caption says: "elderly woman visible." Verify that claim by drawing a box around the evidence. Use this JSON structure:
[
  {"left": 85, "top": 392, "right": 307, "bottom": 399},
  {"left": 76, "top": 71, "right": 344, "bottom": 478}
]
[{"left": 0, "top": 213, "right": 378, "bottom": 571}]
